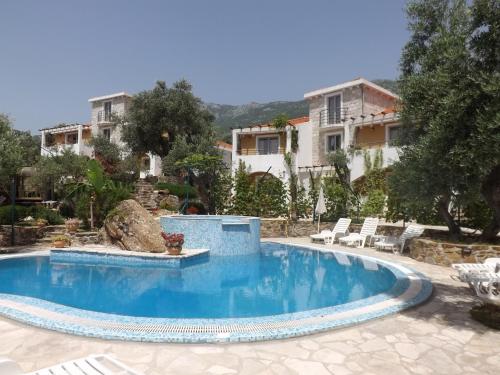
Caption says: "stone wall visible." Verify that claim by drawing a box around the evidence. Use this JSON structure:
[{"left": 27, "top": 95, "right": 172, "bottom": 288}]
[
  {"left": 409, "top": 238, "right": 500, "bottom": 267},
  {"left": 0, "top": 225, "right": 41, "bottom": 247}
]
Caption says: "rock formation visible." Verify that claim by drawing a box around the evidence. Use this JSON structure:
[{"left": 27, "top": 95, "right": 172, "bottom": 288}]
[{"left": 103, "top": 199, "right": 165, "bottom": 253}]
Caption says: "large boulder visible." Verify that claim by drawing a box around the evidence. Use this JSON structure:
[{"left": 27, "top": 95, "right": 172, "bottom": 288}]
[{"left": 103, "top": 199, "right": 165, "bottom": 253}]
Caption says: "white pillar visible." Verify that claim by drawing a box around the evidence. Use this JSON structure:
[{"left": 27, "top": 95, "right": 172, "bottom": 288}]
[
  {"left": 77, "top": 124, "right": 83, "bottom": 155},
  {"left": 231, "top": 130, "right": 238, "bottom": 174},
  {"left": 343, "top": 122, "right": 350, "bottom": 150},
  {"left": 41, "top": 130, "right": 46, "bottom": 155},
  {"left": 285, "top": 126, "right": 292, "bottom": 154}
]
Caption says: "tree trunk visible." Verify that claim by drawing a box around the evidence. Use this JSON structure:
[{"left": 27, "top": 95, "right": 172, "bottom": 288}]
[
  {"left": 90, "top": 200, "right": 94, "bottom": 230},
  {"left": 481, "top": 166, "right": 500, "bottom": 241},
  {"left": 437, "top": 197, "right": 461, "bottom": 240}
]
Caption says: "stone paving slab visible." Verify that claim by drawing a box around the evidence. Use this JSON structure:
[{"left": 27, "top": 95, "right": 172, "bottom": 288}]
[{"left": 0, "top": 238, "right": 499, "bottom": 374}]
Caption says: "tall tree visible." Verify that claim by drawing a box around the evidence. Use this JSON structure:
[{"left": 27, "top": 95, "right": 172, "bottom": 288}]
[
  {"left": 391, "top": 0, "right": 500, "bottom": 240},
  {"left": 121, "top": 80, "right": 215, "bottom": 158}
]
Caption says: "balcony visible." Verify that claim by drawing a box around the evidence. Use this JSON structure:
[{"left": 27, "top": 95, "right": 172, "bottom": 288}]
[
  {"left": 41, "top": 142, "right": 93, "bottom": 157},
  {"left": 319, "top": 108, "right": 349, "bottom": 127},
  {"left": 97, "top": 111, "right": 112, "bottom": 123}
]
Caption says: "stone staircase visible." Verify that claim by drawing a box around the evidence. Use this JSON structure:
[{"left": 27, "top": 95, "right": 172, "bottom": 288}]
[
  {"left": 134, "top": 180, "right": 158, "bottom": 210},
  {"left": 36, "top": 225, "right": 100, "bottom": 247}
]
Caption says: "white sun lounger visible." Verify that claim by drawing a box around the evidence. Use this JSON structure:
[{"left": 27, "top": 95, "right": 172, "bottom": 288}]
[
  {"left": 452, "top": 258, "right": 500, "bottom": 283},
  {"left": 339, "top": 217, "right": 379, "bottom": 248},
  {"left": 310, "top": 218, "right": 351, "bottom": 245},
  {"left": 374, "top": 224, "right": 425, "bottom": 255},
  {"left": 0, "top": 354, "right": 142, "bottom": 375},
  {"left": 468, "top": 272, "right": 500, "bottom": 306}
]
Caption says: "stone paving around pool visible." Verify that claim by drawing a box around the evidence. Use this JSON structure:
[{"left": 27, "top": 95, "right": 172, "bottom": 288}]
[{"left": 1, "top": 238, "right": 499, "bottom": 375}]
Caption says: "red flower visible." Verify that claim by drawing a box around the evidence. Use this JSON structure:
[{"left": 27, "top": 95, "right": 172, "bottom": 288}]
[{"left": 161, "top": 232, "right": 184, "bottom": 246}]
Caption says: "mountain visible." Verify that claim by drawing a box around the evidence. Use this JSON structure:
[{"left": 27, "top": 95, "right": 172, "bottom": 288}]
[{"left": 208, "top": 79, "right": 398, "bottom": 141}]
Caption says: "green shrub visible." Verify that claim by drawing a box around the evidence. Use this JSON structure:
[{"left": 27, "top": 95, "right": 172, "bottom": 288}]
[
  {"left": 361, "top": 189, "right": 386, "bottom": 217},
  {"left": 154, "top": 182, "right": 198, "bottom": 199},
  {"left": 0, "top": 205, "right": 63, "bottom": 225}
]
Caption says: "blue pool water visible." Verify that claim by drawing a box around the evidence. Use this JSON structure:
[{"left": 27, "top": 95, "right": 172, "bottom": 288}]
[{"left": 0, "top": 243, "right": 398, "bottom": 319}]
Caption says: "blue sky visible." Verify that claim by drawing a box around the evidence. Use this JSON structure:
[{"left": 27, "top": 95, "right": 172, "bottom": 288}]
[{"left": 0, "top": 0, "right": 409, "bottom": 133}]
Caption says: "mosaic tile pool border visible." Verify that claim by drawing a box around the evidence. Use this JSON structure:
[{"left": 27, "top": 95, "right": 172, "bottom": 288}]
[{"left": 0, "top": 242, "right": 432, "bottom": 343}]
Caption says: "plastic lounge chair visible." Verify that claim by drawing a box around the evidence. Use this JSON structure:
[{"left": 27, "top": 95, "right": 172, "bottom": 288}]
[
  {"left": 468, "top": 272, "right": 500, "bottom": 306},
  {"left": 338, "top": 217, "right": 379, "bottom": 248},
  {"left": 452, "top": 258, "right": 500, "bottom": 283},
  {"left": 0, "top": 354, "right": 142, "bottom": 375},
  {"left": 310, "top": 218, "right": 351, "bottom": 244},
  {"left": 374, "top": 224, "right": 425, "bottom": 255}
]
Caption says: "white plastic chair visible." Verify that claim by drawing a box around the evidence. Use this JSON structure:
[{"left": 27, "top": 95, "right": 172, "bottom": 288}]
[
  {"left": 0, "top": 354, "right": 142, "bottom": 375},
  {"left": 310, "top": 218, "right": 351, "bottom": 244},
  {"left": 374, "top": 224, "right": 425, "bottom": 255},
  {"left": 338, "top": 217, "right": 379, "bottom": 248}
]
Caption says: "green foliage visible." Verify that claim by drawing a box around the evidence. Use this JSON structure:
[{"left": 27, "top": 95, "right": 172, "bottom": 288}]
[
  {"left": 231, "top": 161, "right": 254, "bottom": 216},
  {"left": 291, "top": 128, "right": 299, "bottom": 153},
  {"left": 322, "top": 177, "right": 350, "bottom": 221},
  {"left": 361, "top": 189, "right": 386, "bottom": 217},
  {"left": 67, "top": 160, "right": 132, "bottom": 229},
  {"left": 32, "top": 150, "right": 89, "bottom": 199},
  {"left": 255, "top": 176, "right": 288, "bottom": 218},
  {"left": 0, "top": 115, "right": 40, "bottom": 194},
  {"left": 0, "top": 205, "right": 63, "bottom": 225},
  {"left": 121, "top": 80, "right": 215, "bottom": 158},
  {"left": 154, "top": 182, "right": 198, "bottom": 199},
  {"left": 89, "top": 135, "right": 122, "bottom": 166},
  {"left": 272, "top": 113, "right": 288, "bottom": 129},
  {"left": 392, "top": 0, "right": 500, "bottom": 239}
]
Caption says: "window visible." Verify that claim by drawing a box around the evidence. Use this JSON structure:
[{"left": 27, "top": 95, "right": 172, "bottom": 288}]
[
  {"left": 257, "top": 136, "right": 279, "bottom": 155},
  {"left": 326, "top": 134, "right": 342, "bottom": 152},
  {"left": 103, "top": 101, "right": 112, "bottom": 121},
  {"left": 66, "top": 132, "right": 78, "bottom": 145},
  {"left": 328, "top": 94, "right": 341, "bottom": 124},
  {"left": 388, "top": 126, "right": 402, "bottom": 144},
  {"left": 102, "top": 128, "right": 111, "bottom": 141}
]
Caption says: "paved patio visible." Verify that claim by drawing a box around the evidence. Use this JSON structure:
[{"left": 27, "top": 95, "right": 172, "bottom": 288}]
[{"left": 1, "top": 238, "right": 499, "bottom": 374}]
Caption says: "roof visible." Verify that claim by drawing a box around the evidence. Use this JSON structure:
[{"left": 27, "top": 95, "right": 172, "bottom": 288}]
[
  {"left": 304, "top": 78, "right": 398, "bottom": 100},
  {"left": 88, "top": 92, "right": 132, "bottom": 103},
  {"left": 245, "top": 116, "right": 309, "bottom": 129},
  {"left": 40, "top": 123, "right": 91, "bottom": 132},
  {"left": 216, "top": 140, "right": 232, "bottom": 151},
  {"left": 376, "top": 106, "right": 397, "bottom": 115}
]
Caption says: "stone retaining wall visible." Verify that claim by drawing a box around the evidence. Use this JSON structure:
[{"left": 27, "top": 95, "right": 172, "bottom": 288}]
[
  {"left": 409, "top": 238, "right": 500, "bottom": 266},
  {"left": 0, "top": 225, "right": 41, "bottom": 247}
]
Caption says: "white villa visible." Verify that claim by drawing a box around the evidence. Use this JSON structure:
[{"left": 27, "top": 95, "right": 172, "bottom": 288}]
[
  {"left": 231, "top": 78, "right": 401, "bottom": 187},
  {"left": 40, "top": 92, "right": 162, "bottom": 178}
]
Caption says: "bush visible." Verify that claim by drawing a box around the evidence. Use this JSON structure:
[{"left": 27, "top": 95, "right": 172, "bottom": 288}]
[
  {"left": 154, "top": 182, "right": 198, "bottom": 199},
  {"left": 0, "top": 205, "right": 64, "bottom": 225},
  {"left": 361, "top": 189, "right": 386, "bottom": 217}
]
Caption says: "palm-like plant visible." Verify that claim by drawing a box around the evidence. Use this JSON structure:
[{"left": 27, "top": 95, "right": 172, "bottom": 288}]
[{"left": 67, "top": 160, "right": 109, "bottom": 230}]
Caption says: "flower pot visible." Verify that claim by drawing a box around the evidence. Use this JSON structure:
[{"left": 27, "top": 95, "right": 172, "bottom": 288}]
[
  {"left": 65, "top": 221, "right": 79, "bottom": 233},
  {"left": 53, "top": 240, "right": 66, "bottom": 248},
  {"left": 166, "top": 246, "right": 182, "bottom": 255}
]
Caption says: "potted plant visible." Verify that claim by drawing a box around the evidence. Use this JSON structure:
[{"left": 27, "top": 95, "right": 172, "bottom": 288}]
[
  {"left": 65, "top": 218, "right": 80, "bottom": 233},
  {"left": 52, "top": 235, "right": 71, "bottom": 248},
  {"left": 35, "top": 218, "right": 48, "bottom": 228},
  {"left": 161, "top": 232, "right": 184, "bottom": 255}
]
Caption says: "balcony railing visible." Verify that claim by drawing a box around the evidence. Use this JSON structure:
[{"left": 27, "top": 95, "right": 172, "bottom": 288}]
[
  {"left": 319, "top": 108, "right": 349, "bottom": 127},
  {"left": 97, "top": 111, "right": 112, "bottom": 123},
  {"left": 237, "top": 147, "right": 286, "bottom": 156}
]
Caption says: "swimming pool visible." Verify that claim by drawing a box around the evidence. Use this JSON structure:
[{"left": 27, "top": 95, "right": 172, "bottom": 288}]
[{"left": 0, "top": 242, "right": 432, "bottom": 342}]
